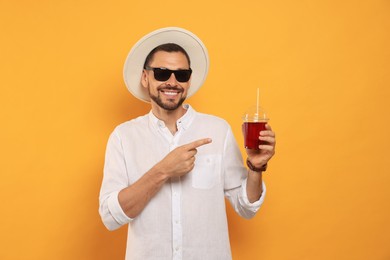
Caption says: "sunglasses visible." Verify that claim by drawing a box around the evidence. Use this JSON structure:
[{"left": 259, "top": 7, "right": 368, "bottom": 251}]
[{"left": 144, "top": 67, "right": 192, "bottom": 82}]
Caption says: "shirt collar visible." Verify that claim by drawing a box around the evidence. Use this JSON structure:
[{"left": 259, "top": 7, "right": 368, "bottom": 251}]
[
  {"left": 148, "top": 104, "right": 195, "bottom": 131},
  {"left": 177, "top": 104, "right": 195, "bottom": 130}
]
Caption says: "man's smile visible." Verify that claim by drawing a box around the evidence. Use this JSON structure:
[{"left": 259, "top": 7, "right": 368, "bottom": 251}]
[{"left": 159, "top": 87, "right": 183, "bottom": 97}]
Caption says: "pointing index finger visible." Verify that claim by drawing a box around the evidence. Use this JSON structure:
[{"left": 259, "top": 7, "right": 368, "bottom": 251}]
[{"left": 186, "top": 138, "right": 212, "bottom": 150}]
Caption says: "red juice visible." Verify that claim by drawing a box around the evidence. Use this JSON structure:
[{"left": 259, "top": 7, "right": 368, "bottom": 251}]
[{"left": 242, "top": 122, "right": 267, "bottom": 150}]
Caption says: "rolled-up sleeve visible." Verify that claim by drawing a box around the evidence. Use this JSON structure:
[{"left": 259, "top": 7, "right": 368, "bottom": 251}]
[
  {"left": 99, "top": 129, "right": 133, "bottom": 231},
  {"left": 225, "top": 180, "right": 266, "bottom": 219},
  {"left": 239, "top": 179, "right": 266, "bottom": 213}
]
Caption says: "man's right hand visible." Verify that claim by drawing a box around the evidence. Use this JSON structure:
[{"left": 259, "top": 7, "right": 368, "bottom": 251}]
[{"left": 156, "top": 138, "right": 212, "bottom": 178}]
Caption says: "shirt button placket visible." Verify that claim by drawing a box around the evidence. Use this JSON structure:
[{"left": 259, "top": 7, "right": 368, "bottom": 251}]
[
  {"left": 172, "top": 192, "right": 182, "bottom": 260},
  {"left": 170, "top": 141, "right": 182, "bottom": 260}
]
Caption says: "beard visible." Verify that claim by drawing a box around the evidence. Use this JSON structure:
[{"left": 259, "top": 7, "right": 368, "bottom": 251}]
[{"left": 148, "top": 86, "right": 186, "bottom": 111}]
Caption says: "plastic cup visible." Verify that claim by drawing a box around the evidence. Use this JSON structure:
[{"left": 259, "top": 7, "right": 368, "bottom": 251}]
[{"left": 242, "top": 106, "right": 269, "bottom": 150}]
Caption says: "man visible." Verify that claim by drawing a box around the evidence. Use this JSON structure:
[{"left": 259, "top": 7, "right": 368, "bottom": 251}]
[{"left": 99, "top": 27, "right": 276, "bottom": 260}]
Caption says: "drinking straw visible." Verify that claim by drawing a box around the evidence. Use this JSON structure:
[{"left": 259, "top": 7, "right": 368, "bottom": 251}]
[{"left": 256, "top": 88, "right": 259, "bottom": 116}]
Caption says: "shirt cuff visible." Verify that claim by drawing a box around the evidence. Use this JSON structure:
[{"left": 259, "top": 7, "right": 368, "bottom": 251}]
[
  {"left": 107, "top": 190, "right": 133, "bottom": 225},
  {"left": 240, "top": 179, "right": 266, "bottom": 212}
]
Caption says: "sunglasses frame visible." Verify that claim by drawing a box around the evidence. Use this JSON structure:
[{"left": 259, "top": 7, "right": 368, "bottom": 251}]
[{"left": 144, "top": 67, "right": 192, "bottom": 83}]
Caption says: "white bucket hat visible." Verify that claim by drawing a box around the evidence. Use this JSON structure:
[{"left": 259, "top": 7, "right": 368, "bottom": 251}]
[{"left": 123, "top": 27, "right": 209, "bottom": 102}]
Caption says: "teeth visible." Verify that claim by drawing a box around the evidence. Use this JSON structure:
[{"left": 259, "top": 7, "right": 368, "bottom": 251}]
[{"left": 164, "top": 91, "right": 178, "bottom": 96}]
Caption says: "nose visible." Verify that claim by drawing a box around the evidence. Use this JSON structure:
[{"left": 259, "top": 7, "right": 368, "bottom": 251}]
[{"left": 165, "top": 72, "right": 179, "bottom": 85}]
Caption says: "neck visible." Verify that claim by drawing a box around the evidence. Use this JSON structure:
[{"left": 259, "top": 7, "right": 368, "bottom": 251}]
[{"left": 151, "top": 103, "right": 187, "bottom": 134}]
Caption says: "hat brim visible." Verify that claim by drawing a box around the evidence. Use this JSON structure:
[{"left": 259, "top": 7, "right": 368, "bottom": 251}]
[{"left": 123, "top": 27, "right": 209, "bottom": 103}]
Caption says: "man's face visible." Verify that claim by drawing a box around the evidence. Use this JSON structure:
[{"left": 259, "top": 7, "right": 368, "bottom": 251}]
[{"left": 141, "top": 51, "right": 191, "bottom": 111}]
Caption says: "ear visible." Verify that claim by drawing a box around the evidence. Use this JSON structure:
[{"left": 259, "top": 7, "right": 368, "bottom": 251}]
[{"left": 141, "top": 70, "right": 148, "bottom": 89}]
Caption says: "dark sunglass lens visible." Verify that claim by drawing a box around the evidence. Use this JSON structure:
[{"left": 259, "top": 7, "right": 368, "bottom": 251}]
[
  {"left": 175, "top": 70, "right": 192, "bottom": 82},
  {"left": 153, "top": 69, "right": 171, "bottom": 81}
]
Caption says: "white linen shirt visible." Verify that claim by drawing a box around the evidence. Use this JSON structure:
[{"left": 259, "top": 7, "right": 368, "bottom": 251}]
[{"left": 99, "top": 104, "right": 266, "bottom": 260}]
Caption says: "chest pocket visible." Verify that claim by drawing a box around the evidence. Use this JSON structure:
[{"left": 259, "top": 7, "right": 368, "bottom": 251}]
[{"left": 191, "top": 154, "right": 222, "bottom": 189}]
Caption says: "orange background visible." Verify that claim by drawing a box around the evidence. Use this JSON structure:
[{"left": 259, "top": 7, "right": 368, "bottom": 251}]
[{"left": 1, "top": 0, "right": 389, "bottom": 259}]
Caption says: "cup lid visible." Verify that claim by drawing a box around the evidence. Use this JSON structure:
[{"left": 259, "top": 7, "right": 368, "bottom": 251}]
[{"left": 242, "top": 106, "right": 269, "bottom": 122}]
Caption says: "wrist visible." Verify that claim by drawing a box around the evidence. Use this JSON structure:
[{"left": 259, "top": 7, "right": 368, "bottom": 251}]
[
  {"left": 149, "top": 164, "right": 170, "bottom": 183},
  {"left": 246, "top": 158, "right": 267, "bottom": 172}
]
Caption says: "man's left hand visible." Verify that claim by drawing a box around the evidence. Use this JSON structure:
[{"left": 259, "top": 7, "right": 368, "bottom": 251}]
[{"left": 246, "top": 124, "right": 276, "bottom": 169}]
